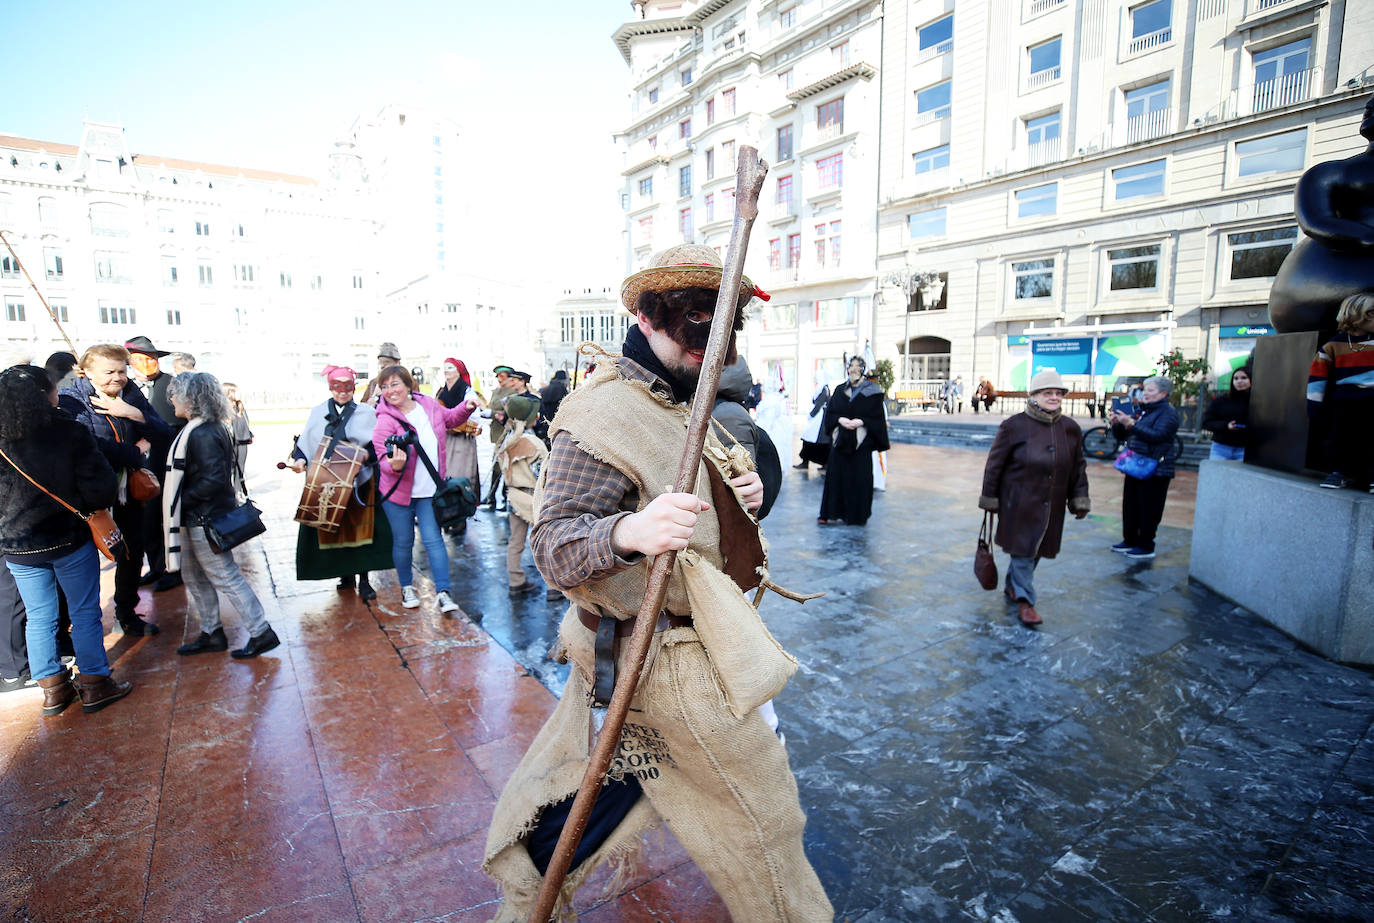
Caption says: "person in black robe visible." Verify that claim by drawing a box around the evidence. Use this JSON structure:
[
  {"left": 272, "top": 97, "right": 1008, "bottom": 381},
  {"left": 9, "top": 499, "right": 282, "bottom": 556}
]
[{"left": 818, "top": 356, "right": 890, "bottom": 526}]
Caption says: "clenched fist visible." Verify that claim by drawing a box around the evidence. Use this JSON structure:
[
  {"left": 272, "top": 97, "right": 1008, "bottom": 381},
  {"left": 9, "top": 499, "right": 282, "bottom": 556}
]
[{"left": 612, "top": 489, "right": 712, "bottom": 557}]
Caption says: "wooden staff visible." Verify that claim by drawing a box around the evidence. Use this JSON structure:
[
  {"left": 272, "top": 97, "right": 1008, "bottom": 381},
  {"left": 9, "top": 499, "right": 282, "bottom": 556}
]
[
  {"left": 0, "top": 229, "right": 79, "bottom": 357},
  {"left": 528, "top": 147, "right": 769, "bottom": 921}
]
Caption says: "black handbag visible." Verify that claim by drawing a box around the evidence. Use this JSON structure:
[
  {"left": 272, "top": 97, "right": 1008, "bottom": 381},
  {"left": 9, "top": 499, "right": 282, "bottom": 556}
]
[
  {"left": 204, "top": 453, "right": 266, "bottom": 553},
  {"left": 412, "top": 439, "right": 478, "bottom": 526}
]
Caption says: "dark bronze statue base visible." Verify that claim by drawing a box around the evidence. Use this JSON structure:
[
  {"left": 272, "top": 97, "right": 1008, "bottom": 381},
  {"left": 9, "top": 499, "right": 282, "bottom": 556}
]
[{"left": 1248, "top": 332, "right": 1319, "bottom": 474}]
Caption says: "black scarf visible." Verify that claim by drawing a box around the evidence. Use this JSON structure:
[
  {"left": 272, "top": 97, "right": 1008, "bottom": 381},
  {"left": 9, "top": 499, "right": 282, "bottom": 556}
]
[{"left": 622, "top": 325, "right": 696, "bottom": 404}]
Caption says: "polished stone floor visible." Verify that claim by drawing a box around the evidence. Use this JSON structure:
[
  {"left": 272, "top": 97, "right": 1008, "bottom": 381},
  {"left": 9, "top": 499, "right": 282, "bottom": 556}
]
[{"left": 2, "top": 430, "right": 1371, "bottom": 922}]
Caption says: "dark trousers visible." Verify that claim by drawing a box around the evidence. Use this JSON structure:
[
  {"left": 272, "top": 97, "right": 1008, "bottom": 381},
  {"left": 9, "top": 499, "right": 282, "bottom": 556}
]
[
  {"left": 0, "top": 565, "right": 28, "bottom": 679},
  {"left": 141, "top": 493, "right": 166, "bottom": 576},
  {"left": 1324, "top": 396, "right": 1374, "bottom": 482},
  {"left": 112, "top": 500, "right": 149, "bottom": 619},
  {"left": 1121, "top": 476, "right": 1172, "bottom": 551}
]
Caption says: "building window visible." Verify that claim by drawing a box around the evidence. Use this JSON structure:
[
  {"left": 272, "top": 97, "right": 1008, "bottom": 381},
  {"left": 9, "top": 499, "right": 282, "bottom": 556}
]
[
  {"left": 916, "top": 81, "right": 952, "bottom": 124},
  {"left": 722, "top": 139, "right": 735, "bottom": 167},
  {"left": 163, "top": 258, "right": 178, "bottom": 286},
  {"left": 93, "top": 252, "right": 131, "bottom": 284},
  {"left": 816, "top": 297, "right": 858, "bottom": 326},
  {"left": 705, "top": 148, "right": 715, "bottom": 179},
  {"left": 639, "top": 176, "right": 653, "bottom": 198},
  {"left": 599, "top": 312, "right": 616, "bottom": 342},
  {"left": 198, "top": 264, "right": 213, "bottom": 287},
  {"left": 43, "top": 249, "right": 64, "bottom": 280},
  {"left": 580, "top": 314, "right": 596, "bottom": 342},
  {"left": 1013, "top": 259, "right": 1055, "bottom": 299},
  {"left": 647, "top": 135, "right": 658, "bottom": 152},
  {"left": 0, "top": 255, "right": 18, "bottom": 279},
  {"left": 280, "top": 272, "right": 293, "bottom": 288},
  {"left": 913, "top": 144, "right": 950, "bottom": 174},
  {"left": 1028, "top": 37, "right": 1062, "bottom": 88},
  {"left": 649, "top": 87, "right": 659, "bottom": 105},
  {"left": 98, "top": 304, "right": 136, "bottom": 325},
  {"left": 167, "top": 308, "right": 182, "bottom": 326},
  {"left": 681, "top": 67, "right": 692, "bottom": 86},
  {"left": 52, "top": 303, "right": 68, "bottom": 322},
  {"left": 908, "top": 207, "right": 947, "bottom": 239},
  {"left": 195, "top": 218, "right": 210, "bottom": 236},
  {"left": 918, "top": 15, "right": 954, "bottom": 59},
  {"left": 1128, "top": 0, "right": 1172, "bottom": 54},
  {"left": 816, "top": 153, "right": 843, "bottom": 188},
  {"left": 679, "top": 165, "right": 692, "bottom": 197},
  {"left": 353, "top": 274, "right": 363, "bottom": 289},
  {"left": 762, "top": 302, "right": 797, "bottom": 330},
  {"left": 1124, "top": 79, "right": 1171, "bottom": 142},
  {"left": 705, "top": 193, "right": 715, "bottom": 222},
  {"left": 818, "top": 98, "right": 844, "bottom": 138},
  {"left": 1112, "top": 159, "right": 1166, "bottom": 200},
  {"left": 679, "top": 207, "right": 693, "bottom": 241},
  {"left": 310, "top": 274, "right": 323, "bottom": 290},
  {"left": 816, "top": 220, "right": 841, "bottom": 267},
  {"left": 4, "top": 297, "right": 24, "bottom": 322},
  {"left": 777, "top": 124, "right": 794, "bottom": 161},
  {"left": 1253, "top": 39, "right": 1311, "bottom": 111},
  {"left": 1236, "top": 128, "right": 1307, "bottom": 177},
  {"left": 776, "top": 175, "right": 794, "bottom": 211},
  {"left": 769, "top": 238, "right": 782, "bottom": 271},
  {"left": 37, "top": 197, "right": 58, "bottom": 227},
  {"left": 706, "top": 98, "right": 716, "bottom": 125},
  {"left": 1016, "top": 182, "right": 1058, "bottom": 218},
  {"left": 560, "top": 314, "right": 575, "bottom": 344},
  {"left": 831, "top": 40, "right": 850, "bottom": 66},
  {"left": 787, "top": 233, "right": 801, "bottom": 268},
  {"left": 779, "top": 6, "right": 795, "bottom": 28},
  {"left": 89, "top": 203, "right": 128, "bottom": 237},
  {"left": 157, "top": 209, "right": 175, "bottom": 233},
  {"left": 1107, "top": 244, "right": 1161, "bottom": 290},
  {"left": 722, "top": 87, "right": 736, "bottom": 117},
  {"left": 1228, "top": 227, "right": 1298, "bottom": 280},
  {"left": 779, "top": 68, "right": 794, "bottom": 91},
  {"left": 908, "top": 273, "right": 949, "bottom": 312},
  {"left": 235, "top": 223, "right": 245, "bottom": 237},
  {"left": 1025, "top": 111, "right": 1061, "bottom": 160},
  {"left": 638, "top": 216, "right": 654, "bottom": 248},
  {"left": 679, "top": 119, "right": 692, "bottom": 139}
]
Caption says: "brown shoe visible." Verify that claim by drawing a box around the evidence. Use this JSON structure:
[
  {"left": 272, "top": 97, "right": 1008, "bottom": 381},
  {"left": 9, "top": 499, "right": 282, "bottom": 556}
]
[
  {"left": 38, "top": 668, "right": 78, "bottom": 717},
  {"left": 76, "top": 673, "right": 134, "bottom": 714},
  {"left": 1017, "top": 601, "right": 1043, "bottom": 626}
]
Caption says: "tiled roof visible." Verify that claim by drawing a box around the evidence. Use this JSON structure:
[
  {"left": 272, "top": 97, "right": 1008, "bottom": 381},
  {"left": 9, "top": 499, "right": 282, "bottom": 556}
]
[{"left": 0, "top": 135, "right": 79, "bottom": 155}]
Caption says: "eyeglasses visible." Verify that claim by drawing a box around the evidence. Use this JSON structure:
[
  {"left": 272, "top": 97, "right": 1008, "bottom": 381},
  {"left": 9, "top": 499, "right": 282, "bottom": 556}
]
[{"left": 381, "top": 380, "right": 409, "bottom": 391}]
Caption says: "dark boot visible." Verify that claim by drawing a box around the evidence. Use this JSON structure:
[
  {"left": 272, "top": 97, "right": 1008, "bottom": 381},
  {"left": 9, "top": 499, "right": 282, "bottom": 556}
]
[
  {"left": 152, "top": 573, "right": 183, "bottom": 592},
  {"left": 118, "top": 613, "right": 160, "bottom": 636},
  {"left": 76, "top": 672, "right": 133, "bottom": 713},
  {"left": 231, "top": 626, "right": 281, "bottom": 659},
  {"left": 177, "top": 627, "right": 228, "bottom": 656},
  {"left": 357, "top": 574, "right": 377, "bottom": 601},
  {"left": 337, "top": 575, "right": 356, "bottom": 590},
  {"left": 38, "top": 669, "right": 78, "bottom": 717}
]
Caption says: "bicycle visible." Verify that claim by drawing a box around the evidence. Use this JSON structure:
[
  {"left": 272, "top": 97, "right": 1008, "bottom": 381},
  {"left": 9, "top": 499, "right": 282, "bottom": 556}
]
[{"left": 1081, "top": 424, "right": 1186, "bottom": 462}]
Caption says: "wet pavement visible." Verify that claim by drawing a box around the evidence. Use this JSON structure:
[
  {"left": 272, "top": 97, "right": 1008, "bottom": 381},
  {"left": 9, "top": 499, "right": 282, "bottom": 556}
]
[{"left": 2, "top": 425, "right": 1371, "bottom": 922}]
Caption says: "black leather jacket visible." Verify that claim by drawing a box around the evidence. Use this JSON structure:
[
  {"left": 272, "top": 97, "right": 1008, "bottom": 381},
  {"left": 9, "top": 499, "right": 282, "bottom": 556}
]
[{"left": 179, "top": 423, "right": 238, "bottom": 524}]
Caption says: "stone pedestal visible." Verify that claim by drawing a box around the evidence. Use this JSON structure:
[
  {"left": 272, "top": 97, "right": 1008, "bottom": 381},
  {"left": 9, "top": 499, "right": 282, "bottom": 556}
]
[{"left": 1190, "top": 460, "right": 1374, "bottom": 664}]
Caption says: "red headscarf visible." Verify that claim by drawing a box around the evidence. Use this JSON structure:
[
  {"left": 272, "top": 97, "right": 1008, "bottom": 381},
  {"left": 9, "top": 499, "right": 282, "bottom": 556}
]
[
  {"left": 444, "top": 358, "right": 471, "bottom": 387},
  {"left": 322, "top": 365, "right": 357, "bottom": 383}
]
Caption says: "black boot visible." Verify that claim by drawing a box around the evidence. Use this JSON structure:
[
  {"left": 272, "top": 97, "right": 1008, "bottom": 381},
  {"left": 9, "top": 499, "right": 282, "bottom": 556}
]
[
  {"left": 337, "top": 575, "right": 356, "bottom": 590},
  {"left": 177, "top": 627, "right": 228, "bottom": 655},
  {"left": 357, "top": 574, "right": 377, "bottom": 601},
  {"left": 231, "top": 626, "right": 281, "bottom": 659},
  {"left": 118, "top": 613, "right": 160, "bottom": 636},
  {"left": 153, "top": 573, "right": 183, "bottom": 592}
]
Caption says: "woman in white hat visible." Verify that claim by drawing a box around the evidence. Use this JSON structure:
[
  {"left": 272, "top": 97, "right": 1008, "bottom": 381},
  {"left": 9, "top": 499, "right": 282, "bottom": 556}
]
[{"left": 977, "top": 369, "right": 1090, "bottom": 625}]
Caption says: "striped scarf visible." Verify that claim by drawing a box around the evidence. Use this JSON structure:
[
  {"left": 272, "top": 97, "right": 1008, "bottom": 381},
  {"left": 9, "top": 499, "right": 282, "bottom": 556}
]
[{"left": 161, "top": 417, "right": 204, "bottom": 572}]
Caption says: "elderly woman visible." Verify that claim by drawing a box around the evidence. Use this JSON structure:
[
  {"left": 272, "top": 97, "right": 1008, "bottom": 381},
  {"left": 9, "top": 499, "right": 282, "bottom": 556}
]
[
  {"left": 978, "top": 370, "right": 1090, "bottom": 625},
  {"left": 0, "top": 365, "right": 133, "bottom": 715},
  {"left": 434, "top": 358, "right": 483, "bottom": 536},
  {"left": 1109, "top": 375, "right": 1180, "bottom": 560},
  {"left": 165, "top": 372, "right": 280, "bottom": 659},
  {"left": 818, "top": 355, "right": 890, "bottom": 525},
  {"left": 58, "top": 344, "right": 171, "bottom": 636},
  {"left": 289, "top": 366, "right": 393, "bottom": 600},
  {"left": 372, "top": 365, "right": 477, "bottom": 614}
]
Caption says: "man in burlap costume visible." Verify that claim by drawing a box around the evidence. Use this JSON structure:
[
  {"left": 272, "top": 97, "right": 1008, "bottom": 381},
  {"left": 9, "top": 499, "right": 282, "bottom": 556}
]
[
  {"left": 497, "top": 394, "right": 548, "bottom": 597},
  {"left": 482, "top": 244, "right": 832, "bottom": 921}
]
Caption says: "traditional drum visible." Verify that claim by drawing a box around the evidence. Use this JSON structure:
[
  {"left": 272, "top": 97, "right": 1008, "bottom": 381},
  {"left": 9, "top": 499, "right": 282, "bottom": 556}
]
[{"left": 294, "top": 436, "right": 367, "bottom": 534}]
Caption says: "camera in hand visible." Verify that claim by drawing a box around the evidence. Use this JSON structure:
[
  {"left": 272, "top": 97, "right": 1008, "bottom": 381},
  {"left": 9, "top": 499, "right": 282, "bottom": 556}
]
[{"left": 384, "top": 431, "right": 415, "bottom": 455}]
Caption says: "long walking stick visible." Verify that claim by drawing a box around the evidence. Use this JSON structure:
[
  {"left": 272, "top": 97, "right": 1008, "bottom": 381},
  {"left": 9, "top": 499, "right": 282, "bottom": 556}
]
[
  {"left": 0, "top": 230, "right": 79, "bottom": 357},
  {"left": 528, "top": 147, "right": 769, "bottom": 922}
]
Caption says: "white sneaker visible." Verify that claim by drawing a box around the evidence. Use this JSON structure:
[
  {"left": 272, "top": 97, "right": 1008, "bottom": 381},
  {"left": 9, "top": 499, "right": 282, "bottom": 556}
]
[
  {"left": 400, "top": 586, "right": 420, "bottom": 609},
  {"left": 436, "top": 590, "right": 461, "bottom": 614}
]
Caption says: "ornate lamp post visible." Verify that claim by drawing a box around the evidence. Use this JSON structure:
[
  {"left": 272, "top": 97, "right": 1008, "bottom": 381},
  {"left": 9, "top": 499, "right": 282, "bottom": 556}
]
[{"left": 881, "top": 267, "right": 944, "bottom": 386}]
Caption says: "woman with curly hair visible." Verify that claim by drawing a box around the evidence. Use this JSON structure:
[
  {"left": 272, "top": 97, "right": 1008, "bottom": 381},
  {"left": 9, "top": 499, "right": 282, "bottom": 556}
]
[
  {"left": 164, "top": 372, "right": 280, "bottom": 659},
  {"left": 0, "top": 365, "right": 133, "bottom": 716}
]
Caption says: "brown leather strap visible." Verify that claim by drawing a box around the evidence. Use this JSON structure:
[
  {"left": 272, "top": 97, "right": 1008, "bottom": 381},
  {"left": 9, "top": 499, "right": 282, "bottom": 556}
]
[
  {"left": 0, "top": 444, "right": 87, "bottom": 520},
  {"left": 579, "top": 607, "right": 692, "bottom": 708},
  {"left": 577, "top": 607, "right": 692, "bottom": 636}
]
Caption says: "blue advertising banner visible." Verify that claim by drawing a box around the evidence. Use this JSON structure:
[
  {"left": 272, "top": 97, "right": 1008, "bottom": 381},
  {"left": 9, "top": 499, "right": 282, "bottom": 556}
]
[
  {"left": 1031, "top": 337, "right": 1094, "bottom": 375},
  {"left": 1219, "top": 325, "right": 1274, "bottom": 338}
]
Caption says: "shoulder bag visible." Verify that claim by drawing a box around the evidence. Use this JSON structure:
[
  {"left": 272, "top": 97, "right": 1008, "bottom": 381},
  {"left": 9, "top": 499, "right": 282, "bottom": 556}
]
[
  {"left": 103, "top": 416, "right": 161, "bottom": 501},
  {"left": 204, "top": 446, "right": 266, "bottom": 553},
  {"left": 0, "top": 444, "right": 127, "bottom": 561},
  {"left": 974, "top": 511, "right": 999, "bottom": 591},
  {"left": 1114, "top": 448, "right": 1159, "bottom": 480},
  {"left": 380, "top": 420, "right": 478, "bottom": 526}
]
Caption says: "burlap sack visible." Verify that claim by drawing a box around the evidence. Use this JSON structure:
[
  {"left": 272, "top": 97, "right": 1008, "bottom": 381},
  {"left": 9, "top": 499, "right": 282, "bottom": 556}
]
[{"left": 679, "top": 549, "right": 797, "bottom": 719}]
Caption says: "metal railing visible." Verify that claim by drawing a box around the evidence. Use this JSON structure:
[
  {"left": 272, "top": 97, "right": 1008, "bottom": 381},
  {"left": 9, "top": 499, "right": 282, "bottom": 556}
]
[
  {"left": 1027, "top": 65, "right": 1061, "bottom": 90},
  {"left": 917, "top": 39, "right": 953, "bottom": 64},
  {"left": 818, "top": 121, "right": 845, "bottom": 141},
  {"left": 914, "top": 106, "right": 951, "bottom": 128},
  {"left": 1216, "top": 66, "right": 1321, "bottom": 120},
  {"left": 1127, "top": 26, "right": 1172, "bottom": 56},
  {"left": 1250, "top": 0, "right": 1294, "bottom": 13},
  {"left": 1028, "top": 0, "right": 1064, "bottom": 14},
  {"left": 1124, "top": 106, "right": 1174, "bottom": 144}
]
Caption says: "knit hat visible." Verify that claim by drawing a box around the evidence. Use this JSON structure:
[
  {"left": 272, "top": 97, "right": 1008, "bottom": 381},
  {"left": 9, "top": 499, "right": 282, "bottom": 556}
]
[
  {"left": 620, "top": 243, "right": 768, "bottom": 313},
  {"left": 505, "top": 394, "right": 539, "bottom": 425},
  {"left": 1028, "top": 369, "right": 1067, "bottom": 394}
]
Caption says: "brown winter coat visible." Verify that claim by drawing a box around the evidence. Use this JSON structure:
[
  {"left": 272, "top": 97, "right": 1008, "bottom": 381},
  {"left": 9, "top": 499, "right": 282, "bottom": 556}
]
[{"left": 978, "top": 408, "right": 1090, "bottom": 559}]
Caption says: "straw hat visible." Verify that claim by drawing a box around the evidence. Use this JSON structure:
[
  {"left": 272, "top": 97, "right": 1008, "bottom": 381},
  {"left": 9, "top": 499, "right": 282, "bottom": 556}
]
[
  {"left": 1028, "top": 369, "right": 1067, "bottom": 394},
  {"left": 619, "top": 243, "right": 766, "bottom": 313}
]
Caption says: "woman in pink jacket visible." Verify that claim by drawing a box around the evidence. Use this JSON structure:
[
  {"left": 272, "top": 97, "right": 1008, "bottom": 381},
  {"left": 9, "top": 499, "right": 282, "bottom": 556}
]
[{"left": 372, "top": 365, "right": 476, "bottom": 614}]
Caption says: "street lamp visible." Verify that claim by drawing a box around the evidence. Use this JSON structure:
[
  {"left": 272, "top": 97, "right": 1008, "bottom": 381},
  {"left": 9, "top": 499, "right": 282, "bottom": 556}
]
[{"left": 881, "top": 267, "right": 944, "bottom": 385}]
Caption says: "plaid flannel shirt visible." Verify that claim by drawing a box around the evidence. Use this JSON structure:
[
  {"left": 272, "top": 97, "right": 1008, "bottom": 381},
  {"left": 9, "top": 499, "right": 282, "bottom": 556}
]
[{"left": 530, "top": 357, "right": 676, "bottom": 590}]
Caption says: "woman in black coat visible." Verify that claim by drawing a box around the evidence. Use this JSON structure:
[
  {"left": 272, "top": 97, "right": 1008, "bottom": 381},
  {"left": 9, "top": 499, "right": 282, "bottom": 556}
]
[
  {"left": 0, "top": 365, "right": 133, "bottom": 717},
  {"left": 818, "top": 356, "right": 890, "bottom": 526},
  {"left": 1201, "top": 366, "right": 1251, "bottom": 461},
  {"left": 1109, "top": 375, "right": 1181, "bottom": 560}
]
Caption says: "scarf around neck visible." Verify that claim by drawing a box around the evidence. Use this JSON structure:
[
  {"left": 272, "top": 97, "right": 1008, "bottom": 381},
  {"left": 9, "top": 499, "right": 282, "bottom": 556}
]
[
  {"left": 622, "top": 324, "right": 697, "bottom": 403},
  {"left": 1024, "top": 399, "right": 1061, "bottom": 423},
  {"left": 161, "top": 417, "right": 206, "bottom": 572}
]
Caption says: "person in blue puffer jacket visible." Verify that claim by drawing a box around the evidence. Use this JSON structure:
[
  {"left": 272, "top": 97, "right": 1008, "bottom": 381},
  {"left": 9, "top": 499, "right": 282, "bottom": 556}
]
[{"left": 1108, "top": 375, "right": 1179, "bottom": 560}]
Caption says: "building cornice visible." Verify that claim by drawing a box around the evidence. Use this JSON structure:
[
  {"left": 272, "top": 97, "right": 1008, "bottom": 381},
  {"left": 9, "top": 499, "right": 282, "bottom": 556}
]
[
  {"left": 613, "top": 18, "right": 696, "bottom": 65},
  {"left": 786, "top": 62, "right": 877, "bottom": 102},
  {"left": 622, "top": 154, "right": 670, "bottom": 177}
]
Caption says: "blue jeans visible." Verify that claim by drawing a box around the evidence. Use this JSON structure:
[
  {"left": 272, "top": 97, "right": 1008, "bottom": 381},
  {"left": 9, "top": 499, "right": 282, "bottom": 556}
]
[
  {"left": 382, "top": 497, "right": 451, "bottom": 592},
  {"left": 6, "top": 542, "right": 110, "bottom": 681},
  {"left": 1209, "top": 443, "right": 1245, "bottom": 461}
]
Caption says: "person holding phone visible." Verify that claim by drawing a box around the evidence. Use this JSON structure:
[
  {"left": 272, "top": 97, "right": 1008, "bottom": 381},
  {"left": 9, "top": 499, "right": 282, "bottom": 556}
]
[
  {"left": 1109, "top": 376, "right": 1180, "bottom": 560},
  {"left": 1202, "top": 365, "right": 1251, "bottom": 461}
]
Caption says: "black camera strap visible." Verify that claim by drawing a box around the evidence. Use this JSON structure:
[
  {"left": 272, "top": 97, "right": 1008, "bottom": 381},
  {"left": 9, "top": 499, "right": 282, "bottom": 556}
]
[{"left": 378, "top": 416, "right": 446, "bottom": 503}]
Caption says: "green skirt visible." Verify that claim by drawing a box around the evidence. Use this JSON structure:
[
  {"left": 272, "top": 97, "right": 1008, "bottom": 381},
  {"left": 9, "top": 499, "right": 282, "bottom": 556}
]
[{"left": 295, "top": 508, "right": 395, "bottom": 580}]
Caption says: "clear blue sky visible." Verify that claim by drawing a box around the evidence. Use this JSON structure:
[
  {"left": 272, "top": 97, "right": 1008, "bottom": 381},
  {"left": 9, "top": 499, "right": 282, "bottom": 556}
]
[{"left": 4, "top": 0, "right": 635, "bottom": 285}]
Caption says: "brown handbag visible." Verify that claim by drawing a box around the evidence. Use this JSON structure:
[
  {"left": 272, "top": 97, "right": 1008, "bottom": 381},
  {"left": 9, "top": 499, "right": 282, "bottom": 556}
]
[
  {"left": 0, "top": 445, "right": 128, "bottom": 561},
  {"left": 104, "top": 417, "right": 161, "bottom": 501},
  {"left": 974, "top": 511, "right": 998, "bottom": 591}
]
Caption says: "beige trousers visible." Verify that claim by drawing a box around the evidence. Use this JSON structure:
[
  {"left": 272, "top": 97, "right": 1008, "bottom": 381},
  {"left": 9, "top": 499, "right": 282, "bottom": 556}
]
[{"left": 507, "top": 512, "right": 530, "bottom": 587}]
